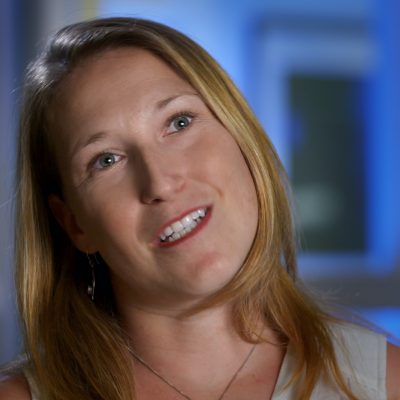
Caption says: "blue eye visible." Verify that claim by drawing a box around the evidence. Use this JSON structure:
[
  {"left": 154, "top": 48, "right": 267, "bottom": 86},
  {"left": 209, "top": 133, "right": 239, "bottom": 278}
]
[
  {"left": 93, "top": 153, "right": 121, "bottom": 170},
  {"left": 167, "top": 114, "right": 193, "bottom": 134}
]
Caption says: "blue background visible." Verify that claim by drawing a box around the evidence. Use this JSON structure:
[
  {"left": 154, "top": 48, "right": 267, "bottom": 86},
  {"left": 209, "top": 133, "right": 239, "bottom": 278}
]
[{"left": 0, "top": 0, "right": 399, "bottom": 363}]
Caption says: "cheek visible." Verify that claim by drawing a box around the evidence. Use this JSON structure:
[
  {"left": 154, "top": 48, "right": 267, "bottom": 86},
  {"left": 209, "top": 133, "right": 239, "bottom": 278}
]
[
  {"left": 68, "top": 186, "right": 135, "bottom": 247},
  {"left": 230, "top": 157, "right": 259, "bottom": 239},
  {"left": 202, "top": 131, "right": 258, "bottom": 212},
  {"left": 192, "top": 129, "right": 259, "bottom": 243},
  {"left": 235, "top": 156, "right": 259, "bottom": 216}
]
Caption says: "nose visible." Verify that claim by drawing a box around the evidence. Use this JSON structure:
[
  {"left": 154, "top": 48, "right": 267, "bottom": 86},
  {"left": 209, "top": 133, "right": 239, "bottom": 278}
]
[{"left": 137, "top": 149, "right": 186, "bottom": 204}]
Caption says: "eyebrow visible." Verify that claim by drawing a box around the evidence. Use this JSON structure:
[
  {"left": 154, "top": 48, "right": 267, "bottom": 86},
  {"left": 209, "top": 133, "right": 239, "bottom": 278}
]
[
  {"left": 72, "top": 91, "right": 200, "bottom": 155},
  {"left": 155, "top": 91, "right": 199, "bottom": 110}
]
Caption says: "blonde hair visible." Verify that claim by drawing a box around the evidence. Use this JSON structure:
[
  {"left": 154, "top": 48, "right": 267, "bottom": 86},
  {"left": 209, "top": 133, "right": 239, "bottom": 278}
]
[{"left": 16, "top": 17, "right": 357, "bottom": 399}]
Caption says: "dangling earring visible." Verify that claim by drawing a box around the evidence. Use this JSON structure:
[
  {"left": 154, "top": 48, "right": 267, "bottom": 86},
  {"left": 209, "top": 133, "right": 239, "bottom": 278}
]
[{"left": 86, "top": 252, "right": 97, "bottom": 301}]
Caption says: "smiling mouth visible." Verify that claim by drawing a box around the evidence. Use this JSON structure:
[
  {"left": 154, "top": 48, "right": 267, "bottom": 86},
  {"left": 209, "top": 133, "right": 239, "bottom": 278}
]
[{"left": 156, "top": 206, "right": 211, "bottom": 247}]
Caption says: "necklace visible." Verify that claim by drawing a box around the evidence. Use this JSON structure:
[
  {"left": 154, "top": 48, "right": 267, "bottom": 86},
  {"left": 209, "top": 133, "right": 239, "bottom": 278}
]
[{"left": 129, "top": 343, "right": 257, "bottom": 400}]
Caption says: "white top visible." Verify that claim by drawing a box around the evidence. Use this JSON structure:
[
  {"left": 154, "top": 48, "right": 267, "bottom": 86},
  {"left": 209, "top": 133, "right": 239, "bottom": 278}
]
[
  {"left": 25, "top": 322, "right": 387, "bottom": 399},
  {"left": 272, "top": 322, "right": 387, "bottom": 399}
]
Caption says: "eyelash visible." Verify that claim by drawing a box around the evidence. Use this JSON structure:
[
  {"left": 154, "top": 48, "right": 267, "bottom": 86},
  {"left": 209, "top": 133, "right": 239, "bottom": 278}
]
[
  {"left": 91, "top": 152, "right": 123, "bottom": 171},
  {"left": 87, "top": 111, "right": 196, "bottom": 174},
  {"left": 165, "top": 111, "right": 195, "bottom": 134}
]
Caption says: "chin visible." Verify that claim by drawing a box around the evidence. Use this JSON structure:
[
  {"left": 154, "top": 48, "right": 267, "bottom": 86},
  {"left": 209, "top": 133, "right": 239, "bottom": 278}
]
[{"left": 182, "top": 257, "right": 243, "bottom": 299}]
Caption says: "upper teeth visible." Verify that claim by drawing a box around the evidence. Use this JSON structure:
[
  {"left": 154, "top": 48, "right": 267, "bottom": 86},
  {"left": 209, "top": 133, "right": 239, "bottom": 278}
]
[{"left": 160, "top": 208, "right": 207, "bottom": 242}]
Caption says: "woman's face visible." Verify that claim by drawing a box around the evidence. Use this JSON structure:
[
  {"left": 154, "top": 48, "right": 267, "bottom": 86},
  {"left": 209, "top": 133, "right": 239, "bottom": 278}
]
[{"left": 50, "top": 47, "right": 258, "bottom": 311}]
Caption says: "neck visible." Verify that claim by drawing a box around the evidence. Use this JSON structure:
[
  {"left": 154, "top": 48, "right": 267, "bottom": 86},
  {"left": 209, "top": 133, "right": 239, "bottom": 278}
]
[
  {"left": 117, "top": 302, "right": 285, "bottom": 399},
  {"left": 121, "top": 301, "right": 246, "bottom": 357}
]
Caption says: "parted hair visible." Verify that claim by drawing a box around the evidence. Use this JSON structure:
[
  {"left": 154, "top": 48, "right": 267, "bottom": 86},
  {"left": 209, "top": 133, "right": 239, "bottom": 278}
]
[{"left": 16, "top": 17, "right": 358, "bottom": 399}]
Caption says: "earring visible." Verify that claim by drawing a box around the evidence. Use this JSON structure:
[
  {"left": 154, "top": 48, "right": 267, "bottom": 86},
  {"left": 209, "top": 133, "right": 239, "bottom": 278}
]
[{"left": 86, "top": 252, "right": 97, "bottom": 301}]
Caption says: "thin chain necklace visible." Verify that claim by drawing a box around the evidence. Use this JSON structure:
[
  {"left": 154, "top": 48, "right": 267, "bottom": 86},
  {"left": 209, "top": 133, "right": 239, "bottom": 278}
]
[{"left": 128, "top": 343, "right": 257, "bottom": 400}]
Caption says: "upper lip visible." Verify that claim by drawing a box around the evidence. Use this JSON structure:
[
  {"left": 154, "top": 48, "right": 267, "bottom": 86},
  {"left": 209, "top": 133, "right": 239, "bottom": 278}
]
[{"left": 154, "top": 204, "right": 211, "bottom": 240}]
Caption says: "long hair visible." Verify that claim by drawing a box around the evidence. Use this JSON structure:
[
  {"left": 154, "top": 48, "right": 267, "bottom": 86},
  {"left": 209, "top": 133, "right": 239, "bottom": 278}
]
[{"left": 16, "top": 17, "right": 357, "bottom": 399}]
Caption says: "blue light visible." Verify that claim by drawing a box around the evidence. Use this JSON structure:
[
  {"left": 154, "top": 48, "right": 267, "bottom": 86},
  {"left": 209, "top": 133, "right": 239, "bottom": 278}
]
[{"left": 358, "top": 307, "right": 400, "bottom": 343}]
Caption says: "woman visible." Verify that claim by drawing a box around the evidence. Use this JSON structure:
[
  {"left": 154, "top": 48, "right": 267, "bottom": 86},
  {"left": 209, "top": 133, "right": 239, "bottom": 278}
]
[{"left": 0, "top": 17, "right": 399, "bottom": 399}]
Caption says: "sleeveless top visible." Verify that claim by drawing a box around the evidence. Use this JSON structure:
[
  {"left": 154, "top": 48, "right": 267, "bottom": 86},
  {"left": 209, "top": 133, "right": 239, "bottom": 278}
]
[
  {"left": 24, "top": 322, "right": 387, "bottom": 399},
  {"left": 272, "top": 322, "right": 387, "bottom": 399}
]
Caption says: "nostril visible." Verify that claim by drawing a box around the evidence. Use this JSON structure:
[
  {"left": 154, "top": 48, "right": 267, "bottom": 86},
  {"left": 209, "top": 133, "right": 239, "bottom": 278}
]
[
  {"left": 151, "top": 197, "right": 163, "bottom": 204},
  {"left": 140, "top": 175, "right": 186, "bottom": 204}
]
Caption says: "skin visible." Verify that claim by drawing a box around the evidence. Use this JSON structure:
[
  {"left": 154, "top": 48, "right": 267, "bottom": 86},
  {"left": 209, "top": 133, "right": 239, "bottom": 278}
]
[
  {"left": 1, "top": 48, "right": 399, "bottom": 399},
  {"left": 48, "top": 48, "right": 259, "bottom": 313},
  {"left": 387, "top": 343, "right": 400, "bottom": 400},
  {"left": 0, "top": 376, "right": 31, "bottom": 400},
  {"left": 48, "top": 48, "right": 282, "bottom": 399}
]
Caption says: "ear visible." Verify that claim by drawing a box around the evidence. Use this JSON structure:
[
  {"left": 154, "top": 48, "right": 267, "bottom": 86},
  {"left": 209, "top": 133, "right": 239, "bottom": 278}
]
[{"left": 48, "top": 194, "right": 97, "bottom": 253}]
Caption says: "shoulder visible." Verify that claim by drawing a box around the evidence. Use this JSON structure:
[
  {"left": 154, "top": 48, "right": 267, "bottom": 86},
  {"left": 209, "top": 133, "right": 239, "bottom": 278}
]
[
  {"left": 329, "top": 320, "right": 387, "bottom": 364},
  {"left": 387, "top": 342, "right": 400, "bottom": 400},
  {"left": 327, "top": 321, "right": 387, "bottom": 397},
  {"left": 0, "top": 375, "right": 31, "bottom": 400},
  {"left": 329, "top": 321, "right": 400, "bottom": 399}
]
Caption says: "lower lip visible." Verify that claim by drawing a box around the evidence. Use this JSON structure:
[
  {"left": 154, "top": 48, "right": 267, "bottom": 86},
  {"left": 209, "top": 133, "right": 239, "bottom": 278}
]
[{"left": 157, "top": 207, "right": 212, "bottom": 248}]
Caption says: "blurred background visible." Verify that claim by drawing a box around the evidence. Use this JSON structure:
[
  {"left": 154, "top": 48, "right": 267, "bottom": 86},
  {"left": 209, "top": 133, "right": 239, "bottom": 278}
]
[{"left": 1, "top": 0, "right": 399, "bottom": 364}]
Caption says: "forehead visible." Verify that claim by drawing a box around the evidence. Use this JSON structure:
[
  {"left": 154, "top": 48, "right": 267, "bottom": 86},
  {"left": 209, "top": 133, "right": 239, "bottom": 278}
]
[
  {"left": 48, "top": 47, "right": 196, "bottom": 143},
  {"left": 71, "top": 47, "right": 180, "bottom": 81},
  {"left": 55, "top": 47, "right": 192, "bottom": 106}
]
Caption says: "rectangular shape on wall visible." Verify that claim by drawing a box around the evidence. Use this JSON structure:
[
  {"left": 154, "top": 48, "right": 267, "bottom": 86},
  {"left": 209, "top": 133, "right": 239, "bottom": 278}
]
[
  {"left": 289, "top": 75, "right": 366, "bottom": 253},
  {"left": 253, "top": 16, "right": 398, "bottom": 278}
]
